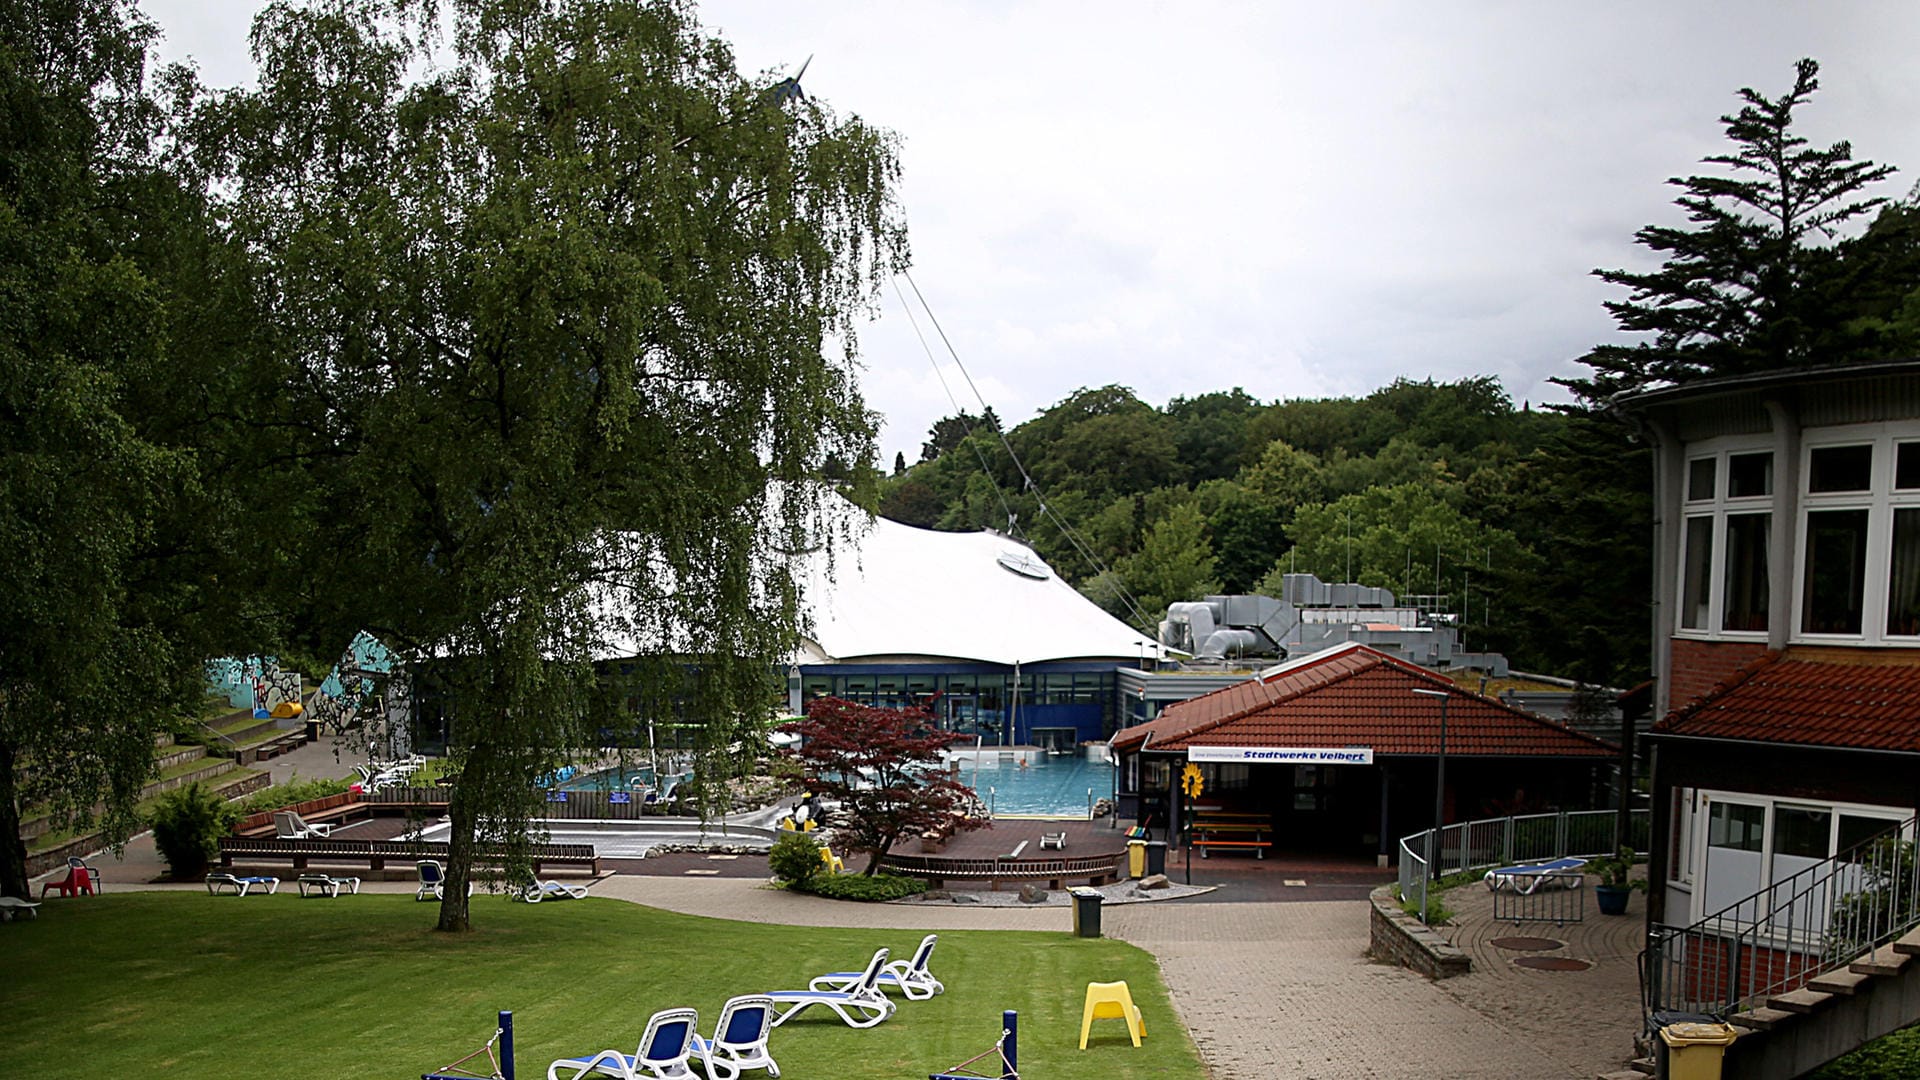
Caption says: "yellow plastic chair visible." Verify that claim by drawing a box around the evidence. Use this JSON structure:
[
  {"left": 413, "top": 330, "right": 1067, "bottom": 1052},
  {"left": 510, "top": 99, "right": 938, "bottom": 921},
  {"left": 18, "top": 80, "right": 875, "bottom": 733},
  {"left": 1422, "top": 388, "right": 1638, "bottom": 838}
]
[
  {"left": 820, "top": 846, "right": 845, "bottom": 875},
  {"left": 1078, "top": 980, "right": 1145, "bottom": 1049}
]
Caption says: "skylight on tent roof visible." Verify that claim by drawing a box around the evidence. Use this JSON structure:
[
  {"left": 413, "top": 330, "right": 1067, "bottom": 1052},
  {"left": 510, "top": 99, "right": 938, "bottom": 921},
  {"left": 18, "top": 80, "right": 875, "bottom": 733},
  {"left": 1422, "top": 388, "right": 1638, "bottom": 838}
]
[{"left": 996, "top": 549, "right": 1052, "bottom": 580}]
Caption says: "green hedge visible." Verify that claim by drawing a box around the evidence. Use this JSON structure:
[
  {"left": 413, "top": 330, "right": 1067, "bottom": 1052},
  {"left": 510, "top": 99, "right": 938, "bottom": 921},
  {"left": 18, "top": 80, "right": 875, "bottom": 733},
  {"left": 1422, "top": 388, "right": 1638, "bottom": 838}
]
[{"left": 801, "top": 873, "right": 929, "bottom": 902}]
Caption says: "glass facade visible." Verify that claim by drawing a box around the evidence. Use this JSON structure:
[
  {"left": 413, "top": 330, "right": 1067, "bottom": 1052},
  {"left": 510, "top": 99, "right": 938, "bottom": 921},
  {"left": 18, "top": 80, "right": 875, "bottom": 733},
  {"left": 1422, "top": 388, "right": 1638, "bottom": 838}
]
[{"left": 795, "top": 664, "right": 1121, "bottom": 745}]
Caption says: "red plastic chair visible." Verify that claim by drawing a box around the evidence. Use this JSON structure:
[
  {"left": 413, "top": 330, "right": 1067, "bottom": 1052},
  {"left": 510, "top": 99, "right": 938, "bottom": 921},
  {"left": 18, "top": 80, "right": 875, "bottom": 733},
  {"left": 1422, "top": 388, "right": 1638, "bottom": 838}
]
[{"left": 41, "top": 866, "right": 95, "bottom": 898}]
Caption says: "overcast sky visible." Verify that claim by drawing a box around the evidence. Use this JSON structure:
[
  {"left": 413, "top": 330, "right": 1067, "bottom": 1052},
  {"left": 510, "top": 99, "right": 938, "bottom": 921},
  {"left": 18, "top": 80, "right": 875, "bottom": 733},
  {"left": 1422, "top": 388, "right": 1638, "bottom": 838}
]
[{"left": 141, "top": 1, "right": 1920, "bottom": 463}]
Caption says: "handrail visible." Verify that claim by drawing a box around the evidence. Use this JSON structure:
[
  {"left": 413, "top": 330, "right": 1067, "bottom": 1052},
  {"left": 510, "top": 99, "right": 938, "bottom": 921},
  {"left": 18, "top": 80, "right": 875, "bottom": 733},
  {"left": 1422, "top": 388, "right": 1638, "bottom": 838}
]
[
  {"left": 1643, "top": 816, "right": 1918, "bottom": 1021},
  {"left": 1396, "top": 809, "right": 1649, "bottom": 923}
]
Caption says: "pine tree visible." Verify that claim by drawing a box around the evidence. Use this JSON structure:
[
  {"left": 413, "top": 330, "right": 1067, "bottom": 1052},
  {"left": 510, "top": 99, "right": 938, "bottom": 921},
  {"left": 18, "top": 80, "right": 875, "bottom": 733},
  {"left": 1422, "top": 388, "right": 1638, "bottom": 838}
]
[{"left": 1562, "top": 58, "right": 1896, "bottom": 402}]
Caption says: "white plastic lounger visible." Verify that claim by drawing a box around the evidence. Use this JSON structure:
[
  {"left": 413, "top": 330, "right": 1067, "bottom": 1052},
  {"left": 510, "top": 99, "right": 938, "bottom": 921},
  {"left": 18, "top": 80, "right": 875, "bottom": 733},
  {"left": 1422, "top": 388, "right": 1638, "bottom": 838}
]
[
  {"left": 548, "top": 1006, "right": 697, "bottom": 1080},
  {"left": 766, "top": 948, "right": 895, "bottom": 1029},
  {"left": 519, "top": 880, "right": 591, "bottom": 903},
  {"left": 1483, "top": 857, "right": 1587, "bottom": 895},
  {"left": 808, "top": 934, "right": 944, "bottom": 1001},
  {"left": 689, "top": 995, "right": 779, "bottom": 1080},
  {"left": 206, "top": 873, "right": 279, "bottom": 896},
  {"left": 296, "top": 874, "right": 360, "bottom": 898}
]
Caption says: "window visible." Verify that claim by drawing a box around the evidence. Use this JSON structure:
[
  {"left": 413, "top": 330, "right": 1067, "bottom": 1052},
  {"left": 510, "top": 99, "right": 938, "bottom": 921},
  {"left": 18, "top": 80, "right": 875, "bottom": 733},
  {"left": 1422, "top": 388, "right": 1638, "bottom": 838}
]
[
  {"left": 1677, "top": 447, "right": 1773, "bottom": 637},
  {"left": 1728, "top": 452, "right": 1774, "bottom": 498},
  {"left": 1802, "top": 509, "right": 1868, "bottom": 634},
  {"left": 1708, "top": 801, "right": 1765, "bottom": 852},
  {"left": 1723, "top": 513, "right": 1770, "bottom": 631},
  {"left": 1688, "top": 458, "right": 1717, "bottom": 501},
  {"left": 1809, "top": 445, "right": 1873, "bottom": 492},
  {"left": 1773, "top": 806, "right": 1832, "bottom": 859},
  {"left": 1682, "top": 518, "right": 1713, "bottom": 629}
]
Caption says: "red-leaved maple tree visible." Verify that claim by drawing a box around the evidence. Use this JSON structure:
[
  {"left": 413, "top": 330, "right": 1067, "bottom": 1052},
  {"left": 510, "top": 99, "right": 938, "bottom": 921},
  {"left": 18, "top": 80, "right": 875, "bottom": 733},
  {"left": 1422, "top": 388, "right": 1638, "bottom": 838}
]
[{"left": 782, "top": 697, "right": 982, "bottom": 874}]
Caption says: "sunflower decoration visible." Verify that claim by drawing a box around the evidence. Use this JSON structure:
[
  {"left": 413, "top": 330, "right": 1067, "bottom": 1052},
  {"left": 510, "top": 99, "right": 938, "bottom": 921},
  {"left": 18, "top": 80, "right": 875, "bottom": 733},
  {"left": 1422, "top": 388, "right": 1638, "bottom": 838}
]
[{"left": 1180, "top": 762, "right": 1205, "bottom": 799}]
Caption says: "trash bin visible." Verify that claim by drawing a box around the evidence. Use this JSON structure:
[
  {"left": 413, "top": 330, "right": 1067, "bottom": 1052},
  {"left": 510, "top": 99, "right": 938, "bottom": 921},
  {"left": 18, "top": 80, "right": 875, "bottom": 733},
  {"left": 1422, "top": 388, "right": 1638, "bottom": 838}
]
[
  {"left": 1658, "top": 1021, "right": 1738, "bottom": 1080},
  {"left": 1144, "top": 840, "right": 1167, "bottom": 877},
  {"left": 1127, "top": 840, "right": 1147, "bottom": 879},
  {"left": 1070, "top": 887, "right": 1104, "bottom": 938}
]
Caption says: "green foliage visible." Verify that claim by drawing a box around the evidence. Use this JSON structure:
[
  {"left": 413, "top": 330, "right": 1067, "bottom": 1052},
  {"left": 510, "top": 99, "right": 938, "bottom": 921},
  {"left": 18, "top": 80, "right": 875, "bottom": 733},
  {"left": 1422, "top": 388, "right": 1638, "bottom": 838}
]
[
  {"left": 1826, "top": 838, "right": 1920, "bottom": 951},
  {"left": 189, "top": 0, "right": 907, "bottom": 929},
  {"left": 233, "top": 779, "right": 352, "bottom": 817},
  {"left": 146, "top": 783, "right": 239, "bottom": 878},
  {"left": 1116, "top": 503, "right": 1220, "bottom": 627},
  {"left": 767, "top": 831, "right": 823, "bottom": 886},
  {"left": 1276, "top": 484, "right": 1518, "bottom": 600},
  {"left": 1810, "top": 1022, "right": 1920, "bottom": 1080},
  {"left": 1587, "top": 847, "right": 1647, "bottom": 891},
  {"left": 1397, "top": 888, "right": 1453, "bottom": 924},
  {"left": 800, "top": 872, "right": 930, "bottom": 902}
]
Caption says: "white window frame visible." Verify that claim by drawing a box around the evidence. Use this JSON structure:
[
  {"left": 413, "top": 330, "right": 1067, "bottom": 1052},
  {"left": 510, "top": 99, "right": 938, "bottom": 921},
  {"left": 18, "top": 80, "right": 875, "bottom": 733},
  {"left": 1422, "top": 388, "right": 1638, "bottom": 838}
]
[
  {"left": 1675, "top": 439, "right": 1775, "bottom": 641},
  {"left": 1792, "top": 422, "right": 1920, "bottom": 644},
  {"left": 1690, "top": 788, "right": 1910, "bottom": 890}
]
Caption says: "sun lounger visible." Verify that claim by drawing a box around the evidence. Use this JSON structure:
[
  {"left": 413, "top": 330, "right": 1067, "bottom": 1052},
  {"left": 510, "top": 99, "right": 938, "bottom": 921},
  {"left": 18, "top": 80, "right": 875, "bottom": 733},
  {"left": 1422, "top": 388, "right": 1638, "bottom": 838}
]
[
  {"left": 548, "top": 1006, "right": 698, "bottom": 1080},
  {"left": 0, "top": 897, "right": 42, "bottom": 921},
  {"left": 1483, "top": 857, "right": 1587, "bottom": 895},
  {"left": 809, "top": 933, "right": 944, "bottom": 1001},
  {"left": 766, "top": 948, "right": 895, "bottom": 1029},
  {"left": 689, "top": 995, "right": 778, "bottom": 1080},
  {"left": 206, "top": 873, "right": 279, "bottom": 896},
  {"left": 296, "top": 873, "right": 361, "bottom": 898},
  {"left": 518, "top": 879, "right": 591, "bottom": 903}
]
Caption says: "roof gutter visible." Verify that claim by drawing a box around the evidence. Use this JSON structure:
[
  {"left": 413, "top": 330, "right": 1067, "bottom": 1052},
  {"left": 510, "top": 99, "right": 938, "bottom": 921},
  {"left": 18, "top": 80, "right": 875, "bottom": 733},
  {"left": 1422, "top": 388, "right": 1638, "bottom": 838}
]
[{"left": 1644, "top": 730, "right": 1920, "bottom": 759}]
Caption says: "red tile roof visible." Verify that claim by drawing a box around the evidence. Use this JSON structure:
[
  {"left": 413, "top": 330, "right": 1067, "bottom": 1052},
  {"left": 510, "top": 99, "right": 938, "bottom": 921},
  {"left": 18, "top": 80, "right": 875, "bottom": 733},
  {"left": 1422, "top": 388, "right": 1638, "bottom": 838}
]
[
  {"left": 1111, "top": 644, "right": 1615, "bottom": 758},
  {"left": 1655, "top": 646, "right": 1920, "bottom": 752}
]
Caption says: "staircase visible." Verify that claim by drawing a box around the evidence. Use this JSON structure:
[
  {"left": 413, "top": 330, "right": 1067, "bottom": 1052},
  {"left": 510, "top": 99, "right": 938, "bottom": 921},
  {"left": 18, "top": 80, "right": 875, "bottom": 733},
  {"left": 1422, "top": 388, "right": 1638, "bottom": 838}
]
[
  {"left": 1624, "top": 818, "right": 1920, "bottom": 1079},
  {"left": 21, "top": 733, "right": 269, "bottom": 877}
]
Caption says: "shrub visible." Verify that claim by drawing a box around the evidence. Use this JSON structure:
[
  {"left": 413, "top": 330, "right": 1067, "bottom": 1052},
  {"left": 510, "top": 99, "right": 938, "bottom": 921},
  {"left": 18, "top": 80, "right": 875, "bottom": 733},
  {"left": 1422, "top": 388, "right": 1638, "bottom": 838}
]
[
  {"left": 148, "top": 783, "right": 240, "bottom": 878},
  {"left": 233, "top": 778, "right": 351, "bottom": 817},
  {"left": 802, "top": 873, "right": 928, "bottom": 902},
  {"left": 768, "top": 831, "right": 823, "bottom": 886}
]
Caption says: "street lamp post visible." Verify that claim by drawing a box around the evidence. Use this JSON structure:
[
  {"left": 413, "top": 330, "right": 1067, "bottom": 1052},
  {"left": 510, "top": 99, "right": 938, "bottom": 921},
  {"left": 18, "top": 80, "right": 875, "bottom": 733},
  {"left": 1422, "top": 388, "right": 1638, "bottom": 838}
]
[{"left": 1411, "top": 687, "right": 1450, "bottom": 924}]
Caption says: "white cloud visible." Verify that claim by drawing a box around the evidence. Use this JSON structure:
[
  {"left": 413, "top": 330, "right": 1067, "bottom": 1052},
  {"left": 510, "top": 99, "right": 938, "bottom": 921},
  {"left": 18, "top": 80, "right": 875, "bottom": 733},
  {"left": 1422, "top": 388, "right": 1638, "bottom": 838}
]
[{"left": 141, "top": 0, "right": 1920, "bottom": 458}]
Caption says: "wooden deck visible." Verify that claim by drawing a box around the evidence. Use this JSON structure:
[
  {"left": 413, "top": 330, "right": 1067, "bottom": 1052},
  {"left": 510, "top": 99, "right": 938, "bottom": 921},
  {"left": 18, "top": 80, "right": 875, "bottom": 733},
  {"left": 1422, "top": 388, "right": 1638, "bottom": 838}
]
[{"left": 879, "top": 818, "right": 1128, "bottom": 888}]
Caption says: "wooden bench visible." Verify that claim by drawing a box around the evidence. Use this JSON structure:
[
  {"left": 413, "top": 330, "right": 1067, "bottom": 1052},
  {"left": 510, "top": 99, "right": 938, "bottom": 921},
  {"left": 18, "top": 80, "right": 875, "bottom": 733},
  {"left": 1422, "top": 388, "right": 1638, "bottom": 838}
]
[
  {"left": 218, "top": 837, "right": 600, "bottom": 875},
  {"left": 1192, "top": 838, "right": 1272, "bottom": 859}
]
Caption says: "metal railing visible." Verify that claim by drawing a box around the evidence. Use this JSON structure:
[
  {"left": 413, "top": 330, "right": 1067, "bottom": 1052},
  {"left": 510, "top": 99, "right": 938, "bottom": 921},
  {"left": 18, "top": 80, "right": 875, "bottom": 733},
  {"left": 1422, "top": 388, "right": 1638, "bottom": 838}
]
[
  {"left": 1397, "top": 809, "right": 1649, "bottom": 922},
  {"left": 1644, "top": 817, "right": 1919, "bottom": 1020}
]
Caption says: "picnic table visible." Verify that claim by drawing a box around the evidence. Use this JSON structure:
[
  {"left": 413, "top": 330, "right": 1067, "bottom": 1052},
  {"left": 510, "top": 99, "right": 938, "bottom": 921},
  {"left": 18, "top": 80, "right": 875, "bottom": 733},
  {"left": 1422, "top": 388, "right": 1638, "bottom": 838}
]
[{"left": 1190, "top": 812, "right": 1273, "bottom": 859}]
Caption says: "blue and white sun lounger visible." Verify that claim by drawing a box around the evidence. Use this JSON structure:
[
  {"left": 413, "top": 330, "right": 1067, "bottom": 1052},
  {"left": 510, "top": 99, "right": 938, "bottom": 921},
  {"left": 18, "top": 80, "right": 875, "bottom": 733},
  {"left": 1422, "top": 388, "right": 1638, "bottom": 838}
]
[
  {"left": 1483, "top": 857, "right": 1587, "bottom": 895},
  {"left": 766, "top": 948, "right": 895, "bottom": 1029},
  {"left": 518, "top": 879, "right": 591, "bottom": 902},
  {"left": 548, "top": 1006, "right": 697, "bottom": 1080},
  {"left": 808, "top": 934, "right": 944, "bottom": 1001},
  {"left": 689, "top": 995, "right": 779, "bottom": 1080},
  {"left": 206, "top": 873, "right": 278, "bottom": 896}
]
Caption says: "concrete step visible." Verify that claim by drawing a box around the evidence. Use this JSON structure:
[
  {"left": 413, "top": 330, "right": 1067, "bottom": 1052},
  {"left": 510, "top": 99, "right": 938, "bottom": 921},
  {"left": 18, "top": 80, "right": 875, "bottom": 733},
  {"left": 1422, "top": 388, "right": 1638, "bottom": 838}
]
[
  {"left": 1729, "top": 1006, "right": 1798, "bottom": 1032},
  {"left": 1807, "top": 968, "right": 1873, "bottom": 996},
  {"left": 1768, "top": 987, "right": 1835, "bottom": 1015},
  {"left": 1850, "top": 943, "right": 1911, "bottom": 977},
  {"left": 1892, "top": 926, "right": 1920, "bottom": 957}
]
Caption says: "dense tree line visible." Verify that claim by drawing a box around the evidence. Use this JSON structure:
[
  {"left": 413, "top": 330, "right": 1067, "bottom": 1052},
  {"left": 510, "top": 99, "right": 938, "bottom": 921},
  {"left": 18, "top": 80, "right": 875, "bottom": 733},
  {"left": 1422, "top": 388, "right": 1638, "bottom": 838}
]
[{"left": 879, "top": 377, "right": 1642, "bottom": 682}]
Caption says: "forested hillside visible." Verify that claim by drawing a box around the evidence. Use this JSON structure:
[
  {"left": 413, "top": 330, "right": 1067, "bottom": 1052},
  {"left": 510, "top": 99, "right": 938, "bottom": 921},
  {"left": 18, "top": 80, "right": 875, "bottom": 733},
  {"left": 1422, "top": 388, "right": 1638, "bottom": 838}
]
[{"left": 878, "top": 378, "right": 1652, "bottom": 687}]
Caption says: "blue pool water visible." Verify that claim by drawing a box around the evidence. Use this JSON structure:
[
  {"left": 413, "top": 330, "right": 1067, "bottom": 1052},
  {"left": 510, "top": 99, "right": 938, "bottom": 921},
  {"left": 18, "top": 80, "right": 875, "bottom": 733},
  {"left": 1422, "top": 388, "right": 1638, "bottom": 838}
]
[{"left": 957, "top": 754, "right": 1113, "bottom": 817}]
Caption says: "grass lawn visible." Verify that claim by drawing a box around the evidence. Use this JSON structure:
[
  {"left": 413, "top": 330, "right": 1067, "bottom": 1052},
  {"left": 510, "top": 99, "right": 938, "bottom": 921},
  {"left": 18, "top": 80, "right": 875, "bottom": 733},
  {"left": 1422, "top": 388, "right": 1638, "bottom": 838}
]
[{"left": 0, "top": 892, "right": 1204, "bottom": 1080}]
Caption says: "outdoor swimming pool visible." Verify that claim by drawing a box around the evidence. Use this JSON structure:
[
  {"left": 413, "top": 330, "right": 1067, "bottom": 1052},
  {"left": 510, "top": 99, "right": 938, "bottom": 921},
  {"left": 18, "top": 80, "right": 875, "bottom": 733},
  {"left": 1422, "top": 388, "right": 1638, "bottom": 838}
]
[{"left": 955, "top": 752, "right": 1114, "bottom": 817}]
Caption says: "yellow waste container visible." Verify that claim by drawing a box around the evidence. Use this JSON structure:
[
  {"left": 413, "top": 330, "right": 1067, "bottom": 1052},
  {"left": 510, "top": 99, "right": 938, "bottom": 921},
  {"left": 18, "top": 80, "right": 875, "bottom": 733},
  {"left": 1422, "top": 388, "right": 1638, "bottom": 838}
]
[
  {"left": 1659, "top": 1021, "right": 1738, "bottom": 1080},
  {"left": 1127, "top": 840, "right": 1147, "bottom": 879}
]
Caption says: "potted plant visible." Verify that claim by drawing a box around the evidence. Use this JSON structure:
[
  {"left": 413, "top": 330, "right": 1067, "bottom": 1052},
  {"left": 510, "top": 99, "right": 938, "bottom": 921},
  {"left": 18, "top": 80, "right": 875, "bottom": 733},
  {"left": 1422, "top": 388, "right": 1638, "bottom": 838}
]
[{"left": 1589, "top": 846, "right": 1645, "bottom": 915}]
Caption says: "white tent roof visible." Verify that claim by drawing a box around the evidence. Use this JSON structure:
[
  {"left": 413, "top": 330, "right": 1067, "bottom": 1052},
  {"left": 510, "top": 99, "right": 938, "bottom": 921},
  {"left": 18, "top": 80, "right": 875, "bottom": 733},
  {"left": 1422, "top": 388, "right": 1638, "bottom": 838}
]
[{"left": 798, "top": 511, "right": 1162, "bottom": 666}]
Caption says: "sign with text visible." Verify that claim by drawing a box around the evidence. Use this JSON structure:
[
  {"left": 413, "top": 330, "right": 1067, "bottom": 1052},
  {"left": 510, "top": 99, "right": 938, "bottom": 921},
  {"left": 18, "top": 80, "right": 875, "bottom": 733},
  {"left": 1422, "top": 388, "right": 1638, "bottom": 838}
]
[{"left": 1187, "top": 746, "right": 1375, "bottom": 765}]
